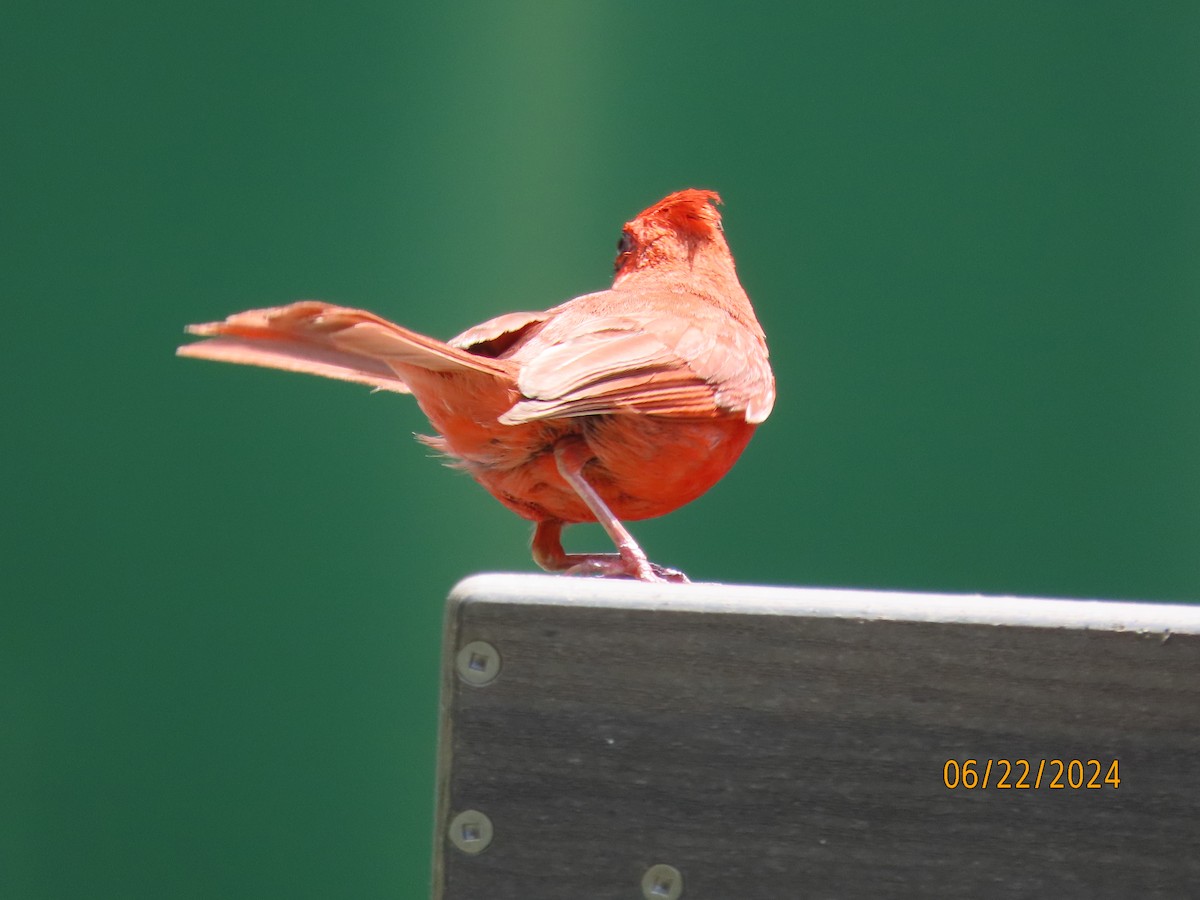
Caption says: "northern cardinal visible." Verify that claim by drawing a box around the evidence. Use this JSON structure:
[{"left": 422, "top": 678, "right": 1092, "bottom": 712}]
[{"left": 178, "top": 189, "right": 773, "bottom": 582}]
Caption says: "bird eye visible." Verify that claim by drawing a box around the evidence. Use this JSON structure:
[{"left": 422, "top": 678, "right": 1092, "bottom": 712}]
[{"left": 617, "top": 232, "right": 634, "bottom": 255}]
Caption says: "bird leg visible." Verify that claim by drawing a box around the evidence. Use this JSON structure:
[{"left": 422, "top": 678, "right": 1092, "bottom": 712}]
[{"left": 530, "top": 440, "right": 689, "bottom": 584}]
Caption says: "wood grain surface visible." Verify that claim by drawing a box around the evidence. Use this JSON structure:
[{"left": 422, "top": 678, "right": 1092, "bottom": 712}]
[{"left": 433, "top": 575, "right": 1200, "bottom": 899}]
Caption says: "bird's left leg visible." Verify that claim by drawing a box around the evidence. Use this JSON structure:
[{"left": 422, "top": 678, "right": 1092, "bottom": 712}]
[{"left": 540, "top": 437, "right": 689, "bottom": 584}]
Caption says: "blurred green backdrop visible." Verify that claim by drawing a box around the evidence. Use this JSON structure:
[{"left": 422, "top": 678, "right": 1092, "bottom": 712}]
[{"left": 4, "top": 1, "right": 1198, "bottom": 897}]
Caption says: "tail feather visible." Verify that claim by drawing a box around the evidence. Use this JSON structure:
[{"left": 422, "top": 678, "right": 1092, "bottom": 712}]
[
  {"left": 177, "top": 301, "right": 515, "bottom": 391},
  {"left": 177, "top": 333, "right": 413, "bottom": 393}
]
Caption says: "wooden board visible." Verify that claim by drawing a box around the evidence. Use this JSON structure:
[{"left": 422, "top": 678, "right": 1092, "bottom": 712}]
[{"left": 432, "top": 574, "right": 1200, "bottom": 899}]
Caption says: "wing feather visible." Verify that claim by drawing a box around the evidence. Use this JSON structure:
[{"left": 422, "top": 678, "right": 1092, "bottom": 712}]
[
  {"left": 448, "top": 311, "right": 548, "bottom": 355},
  {"left": 501, "top": 306, "right": 773, "bottom": 425}
]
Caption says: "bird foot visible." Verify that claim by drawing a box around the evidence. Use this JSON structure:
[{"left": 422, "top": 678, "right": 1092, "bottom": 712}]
[{"left": 564, "top": 554, "right": 690, "bottom": 584}]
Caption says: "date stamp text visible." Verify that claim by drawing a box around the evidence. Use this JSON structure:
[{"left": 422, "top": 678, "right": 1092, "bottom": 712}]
[{"left": 943, "top": 758, "right": 1120, "bottom": 790}]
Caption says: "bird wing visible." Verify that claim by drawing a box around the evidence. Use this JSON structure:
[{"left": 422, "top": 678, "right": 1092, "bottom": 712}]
[
  {"left": 448, "top": 310, "right": 549, "bottom": 356},
  {"left": 501, "top": 304, "right": 774, "bottom": 425}
]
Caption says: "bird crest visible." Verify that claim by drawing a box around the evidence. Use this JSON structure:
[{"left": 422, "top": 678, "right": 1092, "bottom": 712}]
[{"left": 632, "top": 188, "right": 723, "bottom": 240}]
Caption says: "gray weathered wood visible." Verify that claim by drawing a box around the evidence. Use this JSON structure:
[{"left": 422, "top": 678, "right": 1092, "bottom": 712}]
[{"left": 432, "top": 574, "right": 1200, "bottom": 899}]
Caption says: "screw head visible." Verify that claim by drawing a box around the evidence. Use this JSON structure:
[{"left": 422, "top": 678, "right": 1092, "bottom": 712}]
[
  {"left": 447, "top": 809, "right": 494, "bottom": 854},
  {"left": 455, "top": 640, "right": 501, "bottom": 686},
  {"left": 641, "top": 863, "right": 683, "bottom": 899}
]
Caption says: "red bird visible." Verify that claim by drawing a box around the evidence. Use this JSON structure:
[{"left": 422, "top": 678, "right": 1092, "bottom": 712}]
[{"left": 178, "top": 189, "right": 774, "bottom": 582}]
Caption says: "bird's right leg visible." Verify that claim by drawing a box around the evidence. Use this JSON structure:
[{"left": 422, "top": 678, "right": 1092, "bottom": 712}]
[{"left": 532, "top": 519, "right": 621, "bottom": 577}]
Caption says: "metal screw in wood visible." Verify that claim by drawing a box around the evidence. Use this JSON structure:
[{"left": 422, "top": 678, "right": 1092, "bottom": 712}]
[
  {"left": 455, "top": 640, "right": 501, "bottom": 686},
  {"left": 641, "top": 863, "right": 683, "bottom": 899},
  {"left": 447, "top": 809, "right": 493, "bottom": 855}
]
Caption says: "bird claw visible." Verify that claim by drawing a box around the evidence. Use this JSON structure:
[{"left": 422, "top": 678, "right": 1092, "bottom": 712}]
[
  {"left": 647, "top": 564, "right": 690, "bottom": 584},
  {"left": 564, "top": 555, "right": 690, "bottom": 584}
]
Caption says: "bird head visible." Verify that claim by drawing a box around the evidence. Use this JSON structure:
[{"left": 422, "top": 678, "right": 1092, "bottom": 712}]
[{"left": 612, "top": 189, "right": 731, "bottom": 283}]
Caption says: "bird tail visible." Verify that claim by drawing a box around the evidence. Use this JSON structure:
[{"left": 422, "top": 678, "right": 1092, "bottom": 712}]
[{"left": 177, "top": 301, "right": 514, "bottom": 393}]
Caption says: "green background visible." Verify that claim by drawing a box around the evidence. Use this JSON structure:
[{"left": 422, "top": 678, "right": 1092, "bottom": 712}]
[{"left": 5, "top": 2, "right": 1198, "bottom": 897}]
